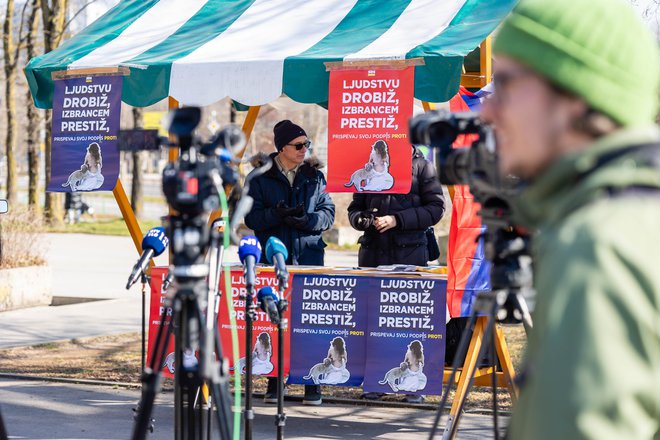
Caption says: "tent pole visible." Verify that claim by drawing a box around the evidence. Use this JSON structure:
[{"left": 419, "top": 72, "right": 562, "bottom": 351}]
[
  {"left": 479, "top": 36, "right": 492, "bottom": 88},
  {"left": 113, "top": 179, "right": 145, "bottom": 256},
  {"left": 237, "top": 105, "right": 261, "bottom": 160},
  {"left": 168, "top": 97, "right": 180, "bottom": 163}
]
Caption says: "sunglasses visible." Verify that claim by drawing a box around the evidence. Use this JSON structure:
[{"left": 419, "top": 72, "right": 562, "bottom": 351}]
[{"left": 287, "top": 140, "right": 312, "bottom": 150}]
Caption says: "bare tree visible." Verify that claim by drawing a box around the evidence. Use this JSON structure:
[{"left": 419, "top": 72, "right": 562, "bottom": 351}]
[
  {"left": 40, "top": 0, "right": 68, "bottom": 224},
  {"left": 3, "top": 0, "right": 20, "bottom": 205},
  {"left": 2, "top": 0, "right": 33, "bottom": 205},
  {"left": 130, "top": 107, "right": 144, "bottom": 218},
  {"left": 26, "top": 0, "right": 42, "bottom": 209}
]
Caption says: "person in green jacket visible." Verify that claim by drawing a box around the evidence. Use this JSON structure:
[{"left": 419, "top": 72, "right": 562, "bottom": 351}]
[{"left": 480, "top": 0, "right": 660, "bottom": 438}]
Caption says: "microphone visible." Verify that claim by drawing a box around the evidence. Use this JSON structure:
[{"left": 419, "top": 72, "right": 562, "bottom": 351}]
[
  {"left": 265, "top": 237, "right": 289, "bottom": 291},
  {"left": 257, "top": 286, "right": 280, "bottom": 325},
  {"left": 238, "top": 235, "right": 261, "bottom": 291},
  {"left": 163, "top": 270, "right": 174, "bottom": 291},
  {"left": 126, "top": 227, "right": 169, "bottom": 289}
]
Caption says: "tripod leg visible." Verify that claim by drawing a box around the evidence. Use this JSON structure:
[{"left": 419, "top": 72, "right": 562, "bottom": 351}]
[
  {"left": 0, "top": 407, "right": 8, "bottom": 440},
  {"left": 491, "top": 324, "right": 500, "bottom": 440},
  {"left": 132, "top": 314, "right": 175, "bottom": 440},
  {"left": 494, "top": 325, "right": 518, "bottom": 401},
  {"left": 211, "top": 316, "right": 234, "bottom": 440},
  {"left": 429, "top": 312, "right": 479, "bottom": 440},
  {"left": 210, "top": 381, "right": 233, "bottom": 440},
  {"left": 448, "top": 316, "right": 497, "bottom": 439}
]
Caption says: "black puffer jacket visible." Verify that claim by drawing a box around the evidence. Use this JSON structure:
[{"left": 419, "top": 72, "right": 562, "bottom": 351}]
[
  {"left": 245, "top": 153, "right": 335, "bottom": 266},
  {"left": 347, "top": 147, "right": 445, "bottom": 267}
]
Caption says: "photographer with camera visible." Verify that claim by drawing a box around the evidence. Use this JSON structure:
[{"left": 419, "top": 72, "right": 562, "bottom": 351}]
[
  {"left": 347, "top": 145, "right": 445, "bottom": 404},
  {"left": 480, "top": 0, "right": 660, "bottom": 438},
  {"left": 245, "top": 119, "right": 335, "bottom": 406}
]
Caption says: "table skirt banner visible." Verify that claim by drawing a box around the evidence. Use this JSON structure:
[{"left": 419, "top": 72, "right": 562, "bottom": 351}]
[
  {"left": 148, "top": 267, "right": 292, "bottom": 379},
  {"left": 149, "top": 267, "right": 446, "bottom": 396},
  {"left": 288, "top": 275, "right": 368, "bottom": 388},
  {"left": 217, "top": 270, "right": 292, "bottom": 379}
]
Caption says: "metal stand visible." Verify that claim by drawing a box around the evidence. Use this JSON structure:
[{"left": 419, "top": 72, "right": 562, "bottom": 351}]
[
  {"left": 275, "top": 295, "right": 289, "bottom": 440},
  {"left": 0, "top": 407, "right": 8, "bottom": 440},
  {"left": 141, "top": 274, "right": 148, "bottom": 375},
  {"left": 243, "top": 284, "right": 257, "bottom": 440},
  {"left": 132, "top": 274, "right": 155, "bottom": 435}
]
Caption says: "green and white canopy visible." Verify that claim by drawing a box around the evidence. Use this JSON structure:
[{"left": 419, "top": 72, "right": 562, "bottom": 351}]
[{"left": 25, "top": 0, "right": 515, "bottom": 109}]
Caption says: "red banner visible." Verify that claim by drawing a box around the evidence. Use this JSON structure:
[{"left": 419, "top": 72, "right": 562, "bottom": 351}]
[
  {"left": 326, "top": 67, "right": 414, "bottom": 193},
  {"left": 148, "top": 267, "right": 291, "bottom": 378}
]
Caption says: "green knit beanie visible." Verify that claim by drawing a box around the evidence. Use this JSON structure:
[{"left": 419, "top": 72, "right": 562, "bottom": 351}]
[{"left": 494, "top": 0, "right": 660, "bottom": 127}]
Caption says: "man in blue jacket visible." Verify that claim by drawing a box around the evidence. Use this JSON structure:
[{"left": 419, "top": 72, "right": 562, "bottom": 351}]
[{"left": 245, "top": 119, "right": 335, "bottom": 405}]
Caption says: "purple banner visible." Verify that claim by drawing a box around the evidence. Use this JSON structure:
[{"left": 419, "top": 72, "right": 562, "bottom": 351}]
[
  {"left": 363, "top": 278, "right": 446, "bottom": 396},
  {"left": 49, "top": 75, "right": 123, "bottom": 192},
  {"left": 288, "top": 275, "right": 367, "bottom": 387}
]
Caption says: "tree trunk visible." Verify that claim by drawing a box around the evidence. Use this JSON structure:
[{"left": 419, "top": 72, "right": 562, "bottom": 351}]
[
  {"left": 26, "top": 0, "right": 42, "bottom": 210},
  {"left": 3, "top": 0, "right": 17, "bottom": 205},
  {"left": 131, "top": 107, "right": 144, "bottom": 218},
  {"left": 43, "top": 111, "right": 63, "bottom": 224},
  {"left": 230, "top": 101, "right": 237, "bottom": 123},
  {"left": 41, "top": 0, "right": 68, "bottom": 225},
  {"left": 26, "top": 92, "right": 41, "bottom": 209}
]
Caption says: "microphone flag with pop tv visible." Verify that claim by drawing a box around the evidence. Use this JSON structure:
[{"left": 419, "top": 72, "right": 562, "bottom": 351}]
[{"left": 126, "top": 227, "right": 169, "bottom": 289}]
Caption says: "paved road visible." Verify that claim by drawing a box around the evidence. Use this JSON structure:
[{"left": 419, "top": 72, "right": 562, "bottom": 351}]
[
  {"left": 0, "top": 234, "right": 506, "bottom": 439},
  {"left": 0, "top": 234, "right": 359, "bottom": 349},
  {"left": 0, "top": 378, "right": 504, "bottom": 440}
]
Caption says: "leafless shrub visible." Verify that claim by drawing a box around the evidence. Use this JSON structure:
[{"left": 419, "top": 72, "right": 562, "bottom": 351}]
[{"left": 0, "top": 205, "right": 46, "bottom": 268}]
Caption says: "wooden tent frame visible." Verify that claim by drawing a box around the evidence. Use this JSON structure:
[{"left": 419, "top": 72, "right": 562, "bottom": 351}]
[{"left": 100, "top": 36, "right": 513, "bottom": 437}]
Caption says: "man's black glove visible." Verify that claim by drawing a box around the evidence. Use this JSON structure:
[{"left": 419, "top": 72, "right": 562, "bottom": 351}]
[
  {"left": 290, "top": 203, "right": 305, "bottom": 217},
  {"left": 275, "top": 201, "right": 299, "bottom": 218},
  {"left": 284, "top": 213, "right": 309, "bottom": 229}
]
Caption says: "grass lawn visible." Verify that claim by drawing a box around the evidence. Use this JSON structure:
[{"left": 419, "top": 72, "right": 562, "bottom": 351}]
[{"left": 47, "top": 216, "right": 162, "bottom": 236}]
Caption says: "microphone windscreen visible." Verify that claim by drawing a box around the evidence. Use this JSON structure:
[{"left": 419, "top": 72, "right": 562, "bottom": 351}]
[
  {"left": 142, "top": 227, "right": 169, "bottom": 256},
  {"left": 238, "top": 235, "right": 262, "bottom": 264},
  {"left": 257, "top": 286, "right": 278, "bottom": 303},
  {"left": 265, "top": 236, "right": 288, "bottom": 263}
]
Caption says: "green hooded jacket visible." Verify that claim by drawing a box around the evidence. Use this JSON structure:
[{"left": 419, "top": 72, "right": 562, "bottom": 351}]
[{"left": 509, "top": 125, "right": 660, "bottom": 440}]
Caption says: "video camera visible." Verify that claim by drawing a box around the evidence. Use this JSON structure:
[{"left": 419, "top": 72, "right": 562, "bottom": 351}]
[
  {"left": 162, "top": 107, "right": 243, "bottom": 219},
  {"left": 409, "top": 110, "right": 520, "bottom": 230},
  {"left": 409, "top": 109, "right": 533, "bottom": 326}
]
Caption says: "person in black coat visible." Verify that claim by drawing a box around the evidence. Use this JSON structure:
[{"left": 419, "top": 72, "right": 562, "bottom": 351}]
[
  {"left": 245, "top": 120, "right": 335, "bottom": 406},
  {"left": 348, "top": 146, "right": 445, "bottom": 267}
]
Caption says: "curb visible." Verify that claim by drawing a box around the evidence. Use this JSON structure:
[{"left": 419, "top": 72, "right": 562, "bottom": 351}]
[
  {"left": 0, "top": 373, "right": 510, "bottom": 415},
  {"left": 0, "top": 373, "right": 435, "bottom": 411}
]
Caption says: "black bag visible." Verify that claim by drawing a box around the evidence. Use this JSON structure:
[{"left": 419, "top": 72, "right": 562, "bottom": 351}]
[{"left": 425, "top": 227, "right": 440, "bottom": 261}]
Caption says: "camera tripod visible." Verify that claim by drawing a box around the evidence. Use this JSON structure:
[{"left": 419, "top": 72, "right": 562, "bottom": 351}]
[
  {"left": 132, "top": 216, "right": 233, "bottom": 440},
  {"left": 429, "top": 228, "right": 534, "bottom": 440},
  {"left": 0, "top": 407, "right": 7, "bottom": 440}
]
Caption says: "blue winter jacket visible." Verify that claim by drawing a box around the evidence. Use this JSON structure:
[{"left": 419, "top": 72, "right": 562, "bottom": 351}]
[{"left": 245, "top": 153, "right": 335, "bottom": 266}]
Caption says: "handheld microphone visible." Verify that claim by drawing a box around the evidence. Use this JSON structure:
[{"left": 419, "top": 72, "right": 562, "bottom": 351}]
[
  {"left": 265, "top": 237, "right": 289, "bottom": 291},
  {"left": 238, "top": 235, "right": 261, "bottom": 291},
  {"left": 257, "top": 286, "right": 280, "bottom": 325},
  {"left": 126, "top": 227, "right": 169, "bottom": 289}
]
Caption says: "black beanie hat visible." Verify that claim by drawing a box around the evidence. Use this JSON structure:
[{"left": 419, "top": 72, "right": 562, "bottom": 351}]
[{"left": 273, "top": 120, "right": 306, "bottom": 151}]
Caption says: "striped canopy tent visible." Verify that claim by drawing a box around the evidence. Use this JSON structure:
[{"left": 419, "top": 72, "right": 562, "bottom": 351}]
[{"left": 25, "top": 0, "right": 516, "bottom": 109}]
